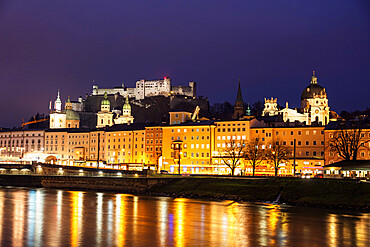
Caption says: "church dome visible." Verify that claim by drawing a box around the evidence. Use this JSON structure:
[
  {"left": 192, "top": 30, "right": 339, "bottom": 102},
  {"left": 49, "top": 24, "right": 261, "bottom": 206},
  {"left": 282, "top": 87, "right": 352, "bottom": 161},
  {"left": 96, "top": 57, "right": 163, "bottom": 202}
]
[
  {"left": 301, "top": 72, "right": 327, "bottom": 100},
  {"left": 101, "top": 92, "right": 110, "bottom": 106},
  {"left": 122, "top": 97, "right": 131, "bottom": 110},
  {"left": 66, "top": 109, "right": 80, "bottom": 120}
]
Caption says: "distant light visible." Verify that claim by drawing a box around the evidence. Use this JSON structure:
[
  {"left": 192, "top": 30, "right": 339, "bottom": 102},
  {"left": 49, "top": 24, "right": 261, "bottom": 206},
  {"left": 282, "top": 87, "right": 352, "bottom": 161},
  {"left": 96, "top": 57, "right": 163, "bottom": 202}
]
[
  {"left": 135, "top": 173, "right": 138, "bottom": 177},
  {"left": 117, "top": 172, "right": 122, "bottom": 176},
  {"left": 99, "top": 171, "right": 103, "bottom": 175},
  {"left": 79, "top": 169, "right": 83, "bottom": 173},
  {"left": 164, "top": 77, "right": 167, "bottom": 79}
]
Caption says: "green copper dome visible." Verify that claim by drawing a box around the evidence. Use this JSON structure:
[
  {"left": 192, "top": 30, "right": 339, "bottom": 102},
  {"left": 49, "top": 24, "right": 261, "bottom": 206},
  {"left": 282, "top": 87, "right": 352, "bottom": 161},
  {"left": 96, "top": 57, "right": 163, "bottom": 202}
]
[
  {"left": 66, "top": 109, "right": 80, "bottom": 120},
  {"left": 122, "top": 97, "right": 131, "bottom": 110},
  {"left": 101, "top": 92, "right": 110, "bottom": 106}
]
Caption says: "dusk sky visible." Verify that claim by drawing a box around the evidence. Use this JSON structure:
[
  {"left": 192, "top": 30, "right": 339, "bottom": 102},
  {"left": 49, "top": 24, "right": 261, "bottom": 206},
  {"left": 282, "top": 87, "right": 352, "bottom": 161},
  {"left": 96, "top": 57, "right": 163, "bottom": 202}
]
[{"left": 0, "top": 0, "right": 369, "bottom": 127}]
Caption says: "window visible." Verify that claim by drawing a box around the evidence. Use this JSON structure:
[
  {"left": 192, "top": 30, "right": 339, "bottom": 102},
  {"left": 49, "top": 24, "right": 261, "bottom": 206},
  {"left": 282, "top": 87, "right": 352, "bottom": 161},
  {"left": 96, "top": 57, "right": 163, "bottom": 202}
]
[
  {"left": 306, "top": 141, "right": 309, "bottom": 145},
  {"left": 298, "top": 141, "right": 301, "bottom": 145}
]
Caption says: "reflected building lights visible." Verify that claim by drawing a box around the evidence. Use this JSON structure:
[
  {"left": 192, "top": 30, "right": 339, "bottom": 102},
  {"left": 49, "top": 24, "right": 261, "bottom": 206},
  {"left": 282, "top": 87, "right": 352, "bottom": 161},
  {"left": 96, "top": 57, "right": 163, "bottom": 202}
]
[
  {"left": 133, "top": 196, "right": 138, "bottom": 242},
  {"left": 115, "top": 194, "right": 126, "bottom": 246},
  {"left": 327, "top": 214, "right": 338, "bottom": 247},
  {"left": 13, "top": 190, "right": 26, "bottom": 247},
  {"left": 70, "top": 191, "right": 83, "bottom": 247},
  {"left": 107, "top": 199, "right": 114, "bottom": 246},
  {"left": 34, "top": 190, "right": 45, "bottom": 247},
  {"left": 157, "top": 198, "right": 168, "bottom": 246},
  {"left": 27, "top": 190, "right": 36, "bottom": 246},
  {"left": 174, "top": 198, "right": 187, "bottom": 247},
  {"left": 96, "top": 193, "right": 103, "bottom": 246},
  {"left": 0, "top": 191, "right": 4, "bottom": 244}
]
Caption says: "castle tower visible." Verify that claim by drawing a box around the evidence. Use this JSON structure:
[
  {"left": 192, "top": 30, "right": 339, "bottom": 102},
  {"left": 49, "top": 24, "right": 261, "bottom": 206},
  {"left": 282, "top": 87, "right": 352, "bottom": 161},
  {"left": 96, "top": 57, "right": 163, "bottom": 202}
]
[
  {"left": 233, "top": 80, "right": 245, "bottom": 119},
  {"left": 97, "top": 92, "right": 113, "bottom": 128}
]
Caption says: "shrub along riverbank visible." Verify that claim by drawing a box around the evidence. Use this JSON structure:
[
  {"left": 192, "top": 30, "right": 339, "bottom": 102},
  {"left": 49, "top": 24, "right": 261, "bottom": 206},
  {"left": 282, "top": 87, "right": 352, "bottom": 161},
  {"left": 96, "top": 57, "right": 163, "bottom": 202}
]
[{"left": 146, "top": 177, "right": 370, "bottom": 211}]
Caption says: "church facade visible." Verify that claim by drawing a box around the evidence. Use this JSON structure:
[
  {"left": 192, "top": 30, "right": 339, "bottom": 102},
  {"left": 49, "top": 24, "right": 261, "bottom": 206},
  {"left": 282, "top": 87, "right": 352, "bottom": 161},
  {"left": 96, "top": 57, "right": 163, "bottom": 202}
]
[{"left": 262, "top": 72, "right": 330, "bottom": 125}]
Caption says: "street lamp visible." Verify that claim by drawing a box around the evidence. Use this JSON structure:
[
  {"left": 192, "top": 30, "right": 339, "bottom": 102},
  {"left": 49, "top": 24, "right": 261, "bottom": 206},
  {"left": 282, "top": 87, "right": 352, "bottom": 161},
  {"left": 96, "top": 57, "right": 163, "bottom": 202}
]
[{"left": 172, "top": 140, "right": 183, "bottom": 174}]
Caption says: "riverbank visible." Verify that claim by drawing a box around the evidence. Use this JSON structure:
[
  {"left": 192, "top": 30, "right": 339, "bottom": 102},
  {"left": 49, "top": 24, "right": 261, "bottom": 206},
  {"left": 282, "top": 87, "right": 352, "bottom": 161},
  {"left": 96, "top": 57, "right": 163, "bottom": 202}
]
[
  {"left": 146, "top": 177, "right": 370, "bottom": 211},
  {"left": 0, "top": 175, "right": 369, "bottom": 211}
]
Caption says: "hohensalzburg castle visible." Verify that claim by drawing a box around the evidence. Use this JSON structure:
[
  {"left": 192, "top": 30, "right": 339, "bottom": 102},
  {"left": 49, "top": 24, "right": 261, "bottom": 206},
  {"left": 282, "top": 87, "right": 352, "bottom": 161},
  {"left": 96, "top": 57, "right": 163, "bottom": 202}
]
[{"left": 92, "top": 77, "right": 196, "bottom": 100}]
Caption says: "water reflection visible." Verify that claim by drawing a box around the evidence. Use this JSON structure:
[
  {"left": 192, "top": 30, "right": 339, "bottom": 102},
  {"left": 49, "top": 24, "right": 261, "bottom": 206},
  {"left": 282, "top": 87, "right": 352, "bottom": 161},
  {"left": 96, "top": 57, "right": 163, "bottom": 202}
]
[
  {"left": 70, "top": 191, "right": 83, "bottom": 247},
  {"left": 0, "top": 187, "right": 368, "bottom": 246}
]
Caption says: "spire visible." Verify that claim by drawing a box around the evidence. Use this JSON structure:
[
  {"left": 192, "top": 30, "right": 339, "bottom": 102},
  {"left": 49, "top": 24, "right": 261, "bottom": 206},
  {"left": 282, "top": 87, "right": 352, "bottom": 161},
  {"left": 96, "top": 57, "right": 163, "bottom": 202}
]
[
  {"left": 311, "top": 70, "right": 318, "bottom": 84},
  {"left": 235, "top": 79, "right": 243, "bottom": 104},
  {"left": 54, "top": 90, "right": 62, "bottom": 112},
  {"left": 65, "top": 96, "right": 72, "bottom": 110}
]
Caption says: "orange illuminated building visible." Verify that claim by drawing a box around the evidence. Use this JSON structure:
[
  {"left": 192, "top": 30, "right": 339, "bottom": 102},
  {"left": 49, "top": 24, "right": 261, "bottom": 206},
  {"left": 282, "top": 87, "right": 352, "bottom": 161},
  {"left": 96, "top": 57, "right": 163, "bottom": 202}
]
[
  {"left": 161, "top": 121, "right": 216, "bottom": 174},
  {"left": 145, "top": 126, "right": 163, "bottom": 169},
  {"left": 105, "top": 124, "right": 147, "bottom": 170}
]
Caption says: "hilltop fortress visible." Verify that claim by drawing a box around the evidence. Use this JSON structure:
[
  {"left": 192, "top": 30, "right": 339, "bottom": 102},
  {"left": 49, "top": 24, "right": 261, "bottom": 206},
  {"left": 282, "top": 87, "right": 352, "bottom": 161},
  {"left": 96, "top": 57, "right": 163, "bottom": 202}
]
[{"left": 92, "top": 77, "right": 196, "bottom": 100}]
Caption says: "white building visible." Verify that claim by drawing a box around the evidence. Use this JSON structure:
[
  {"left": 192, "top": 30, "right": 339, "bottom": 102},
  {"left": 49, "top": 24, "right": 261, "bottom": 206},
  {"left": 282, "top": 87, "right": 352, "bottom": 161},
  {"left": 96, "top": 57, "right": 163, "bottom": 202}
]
[
  {"left": 262, "top": 72, "right": 330, "bottom": 126},
  {"left": 91, "top": 77, "right": 196, "bottom": 100},
  {"left": 96, "top": 92, "right": 114, "bottom": 128},
  {"left": 114, "top": 97, "right": 134, "bottom": 124},
  {"left": 49, "top": 92, "right": 80, "bottom": 129},
  {"left": 0, "top": 129, "right": 45, "bottom": 162}
]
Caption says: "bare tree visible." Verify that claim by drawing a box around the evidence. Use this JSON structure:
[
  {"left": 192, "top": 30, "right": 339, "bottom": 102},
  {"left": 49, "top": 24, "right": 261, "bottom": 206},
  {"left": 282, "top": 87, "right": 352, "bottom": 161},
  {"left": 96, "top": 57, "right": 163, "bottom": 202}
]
[
  {"left": 328, "top": 124, "right": 370, "bottom": 161},
  {"left": 218, "top": 138, "right": 247, "bottom": 176},
  {"left": 243, "top": 139, "right": 265, "bottom": 176},
  {"left": 266, "top": 140, "right": 291, "bottom": 176}
]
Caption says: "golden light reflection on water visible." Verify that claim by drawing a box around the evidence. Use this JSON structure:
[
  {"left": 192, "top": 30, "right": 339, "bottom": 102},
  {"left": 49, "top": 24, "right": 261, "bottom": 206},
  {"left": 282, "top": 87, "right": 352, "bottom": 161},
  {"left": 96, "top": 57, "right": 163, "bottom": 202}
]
[
  {"left": 115, "top": 194, "right": 126, "bottom": 246},
  {"left": 0, "top": 191, "right": 4, "bottom": 244},
  {"left": 13, "top": 190, "right": 26, "bottom": 247},
  {"left": 327, "top": 213, "right": 338, "bottom": 246},
  {"left": 157, "top": 198, "right": 168, "bottom": 246},
  {"left": 70, "top": 191, "right": 83, "bottom": 247},
  {"left": 96, "top": 193, "right": 103, "bottom": 245},
  {"left": 174, "top": 198, "right": 187, "bottom": 247},
  {"left": 0, "top": 188, "right": 369, "bottom": 246}
]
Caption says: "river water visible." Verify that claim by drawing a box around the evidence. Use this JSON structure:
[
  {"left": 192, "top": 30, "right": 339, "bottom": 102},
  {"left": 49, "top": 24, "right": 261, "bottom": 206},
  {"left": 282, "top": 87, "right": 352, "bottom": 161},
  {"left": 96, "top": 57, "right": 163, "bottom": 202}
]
[{"left": 0, "top": 187, "right": 368, "bottom": 247}]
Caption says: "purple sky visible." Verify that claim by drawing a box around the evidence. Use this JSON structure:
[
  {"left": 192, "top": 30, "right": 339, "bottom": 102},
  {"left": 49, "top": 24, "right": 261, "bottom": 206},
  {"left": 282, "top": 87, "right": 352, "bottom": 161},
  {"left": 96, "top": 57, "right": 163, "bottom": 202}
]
[{"left": 0, "top": 0, "right": 369, "bottom": 127}]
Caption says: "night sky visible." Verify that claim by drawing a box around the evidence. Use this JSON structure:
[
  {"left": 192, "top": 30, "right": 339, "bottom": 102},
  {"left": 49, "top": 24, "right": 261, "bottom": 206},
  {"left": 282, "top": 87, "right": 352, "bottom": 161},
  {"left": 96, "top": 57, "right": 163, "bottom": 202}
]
[{"left": 0, "top": 0, "right": 369, "bottom": 127}]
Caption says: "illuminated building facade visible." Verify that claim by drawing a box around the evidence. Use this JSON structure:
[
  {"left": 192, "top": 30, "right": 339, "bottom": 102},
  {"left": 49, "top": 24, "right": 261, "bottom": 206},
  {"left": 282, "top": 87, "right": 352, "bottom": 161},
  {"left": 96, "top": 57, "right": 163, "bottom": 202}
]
[
  {"left": 96, "top": 92, "right": 114, "bottom": 128},
  {"left": 0, "top": 129, "right": 45, "bottom": 162},
  {"left": 324, "top": 121, "right": 370, "bottom": 165},
  {"left": 161, "top": 121, "right": 216, "bottom": 174},
  {"left": 105, "top": 124, "right": 147, "bottom": 169},
  {"left": 144, "top": 126, "right": 163, "bottom": 168},
  {"left": 249, "top": 125, "right": 325, "bottom": 176},
  {"left": 49, "top": 92, "right": 80, "bottom": 129},
  {"left": 262, "top": 72, "right": 330, "bottom": 125},
  {"left": 92, "top": 77, "right": 196, "bottom": 100}
]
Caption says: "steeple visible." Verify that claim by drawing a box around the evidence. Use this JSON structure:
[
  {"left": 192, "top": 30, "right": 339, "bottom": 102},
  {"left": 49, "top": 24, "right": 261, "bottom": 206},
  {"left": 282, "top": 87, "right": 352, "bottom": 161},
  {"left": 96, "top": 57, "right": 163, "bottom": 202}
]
[
  {"left": 55, "top": 90, "right": 62, "bottom": 112},
  {"left": 233, "top": 79, "right": 245, "bottom": 119},
  {"left": 65, "top": 96, "right": 72, "bottom": 110},
  {"left": 235, "top": 79, "right": 243, "bottom": 105}
]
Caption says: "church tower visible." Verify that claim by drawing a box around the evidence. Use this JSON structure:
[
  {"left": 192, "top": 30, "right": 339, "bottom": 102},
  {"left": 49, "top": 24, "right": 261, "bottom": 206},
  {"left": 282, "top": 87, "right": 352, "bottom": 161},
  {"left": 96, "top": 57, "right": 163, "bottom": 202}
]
[
  {"left": 50, "top": 90, "right": 66, "bottom": 129},
  {"left": 233, "top": 80, "right": 245, "bottom": 119},
  {"left": 301, "top": 71, "right": 330, "bottom": 125},
  {"left": 96, "top": 92, "right": 114, "bottom": 128},
  {"left": 114, "top": 96, "right": 134, "bottom": 124}
]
